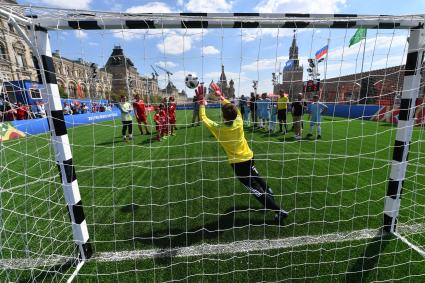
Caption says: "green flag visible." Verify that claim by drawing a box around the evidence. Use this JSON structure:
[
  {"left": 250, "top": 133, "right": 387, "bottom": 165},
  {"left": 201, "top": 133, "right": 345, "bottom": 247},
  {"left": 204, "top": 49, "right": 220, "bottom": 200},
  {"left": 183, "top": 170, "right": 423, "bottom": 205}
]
[{"left": 349, "top": 28, "right": 367, "bottom": 47}]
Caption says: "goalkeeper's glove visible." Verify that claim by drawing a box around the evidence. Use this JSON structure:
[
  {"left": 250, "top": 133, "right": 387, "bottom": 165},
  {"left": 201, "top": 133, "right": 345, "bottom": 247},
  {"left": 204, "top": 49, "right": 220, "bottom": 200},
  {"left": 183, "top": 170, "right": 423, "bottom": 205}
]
[{"left": 209, "top": 82, "right": 224, "bottom": 101}]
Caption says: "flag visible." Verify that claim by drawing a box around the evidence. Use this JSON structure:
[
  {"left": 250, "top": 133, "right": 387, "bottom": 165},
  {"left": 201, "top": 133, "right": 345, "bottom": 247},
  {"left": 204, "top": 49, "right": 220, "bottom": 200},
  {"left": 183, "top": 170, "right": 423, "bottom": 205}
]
[
  {"left": 315, "top": 45, "right": 329, "bottom": 59},
  {"left": 76, "top": 83, "right": 84, "bottom": 98},
  {"left": 349, "top": 28, "right": 367, "bottom": 47},
  {"left": 283, "top": 59, "right": 294, "bottom": 71}
]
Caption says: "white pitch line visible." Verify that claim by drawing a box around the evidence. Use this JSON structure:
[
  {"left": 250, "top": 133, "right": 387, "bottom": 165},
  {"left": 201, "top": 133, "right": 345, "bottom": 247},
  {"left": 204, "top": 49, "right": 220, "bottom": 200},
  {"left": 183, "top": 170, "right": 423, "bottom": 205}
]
[{"left": 2, "top": 224, "right": 424, "bottom": 269}]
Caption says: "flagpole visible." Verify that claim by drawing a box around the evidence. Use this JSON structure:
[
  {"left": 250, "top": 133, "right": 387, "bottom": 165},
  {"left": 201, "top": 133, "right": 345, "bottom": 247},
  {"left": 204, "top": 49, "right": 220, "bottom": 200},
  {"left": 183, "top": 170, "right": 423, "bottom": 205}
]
[
  {"left": 359, "top": 31, "right": 367, "bottom": 104},
  {"left": 322, "top": 38, "right": 330, "bottom": 101}
]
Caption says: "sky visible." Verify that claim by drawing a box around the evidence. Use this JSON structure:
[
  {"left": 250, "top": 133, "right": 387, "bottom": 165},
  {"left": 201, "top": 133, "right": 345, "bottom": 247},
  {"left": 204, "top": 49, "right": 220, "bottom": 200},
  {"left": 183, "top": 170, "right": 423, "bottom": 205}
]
[{"left": 16, "top": 0, "right": 425, "bottom": 97}]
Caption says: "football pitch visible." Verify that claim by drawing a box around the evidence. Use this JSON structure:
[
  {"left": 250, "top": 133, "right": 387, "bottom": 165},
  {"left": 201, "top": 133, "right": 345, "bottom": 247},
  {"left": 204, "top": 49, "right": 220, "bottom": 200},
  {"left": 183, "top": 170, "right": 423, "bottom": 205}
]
[{"left": 1, "top": 109, "right": 424, "bottom": 282}]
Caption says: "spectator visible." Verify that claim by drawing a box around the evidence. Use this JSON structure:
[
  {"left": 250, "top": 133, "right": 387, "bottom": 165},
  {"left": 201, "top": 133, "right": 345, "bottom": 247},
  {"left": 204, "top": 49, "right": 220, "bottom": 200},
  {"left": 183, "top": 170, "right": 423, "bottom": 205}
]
[
  {"left": 239, "top": 95, "right": 250, "bottom": 126},
  {"left": 81, "top": 103, "right": 88, "bottom": 114},
  {"left": 4, "top": 105, "right": 16, "bottom": 121},
  {"left": 291, "top": 93, "right": 306, "bottom": 141},
  {"left": 16, "top": 102, "right": 28, "bottom": 120},
  {"left": 269, "top": 96, "right": 278, "bottom": 132},
  {"left": 249, "top": 92, "right": 257, "bottom": 127},
  {"left": 36, "top": 102, "right": 46, "bottom": 118},
  {"left": 63, "top": 103, "right": 72, "bottom": 115}
]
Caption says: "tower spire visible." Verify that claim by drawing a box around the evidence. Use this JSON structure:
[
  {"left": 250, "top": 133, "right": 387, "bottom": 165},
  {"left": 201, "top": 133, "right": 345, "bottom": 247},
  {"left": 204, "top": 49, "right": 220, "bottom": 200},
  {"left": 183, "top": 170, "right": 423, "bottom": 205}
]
[
  {"left": 220, "top": 64, "right": 227, "bottom": 86},
  {"left": 289, "top": 30, "right": 299, "bottom": 67}
]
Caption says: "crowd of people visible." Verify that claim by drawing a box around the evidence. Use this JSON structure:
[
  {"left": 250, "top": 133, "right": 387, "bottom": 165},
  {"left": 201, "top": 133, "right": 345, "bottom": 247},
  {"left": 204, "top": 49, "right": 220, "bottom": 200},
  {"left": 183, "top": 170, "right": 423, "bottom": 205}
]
[
  {"left": 0, "top": 100, "right": 47, "bottom": 121},
  {"left": 237, "top": 90, "right": 328, "bottom": 140},
  {"left": 117, "top": 95, "right": 177, "bottom": 142},
  {"left": 0, "top": 97, "right": 114, "bottom": 122},
  {"left": 63, "top": 101, "right": 113, "bottom": 115}
]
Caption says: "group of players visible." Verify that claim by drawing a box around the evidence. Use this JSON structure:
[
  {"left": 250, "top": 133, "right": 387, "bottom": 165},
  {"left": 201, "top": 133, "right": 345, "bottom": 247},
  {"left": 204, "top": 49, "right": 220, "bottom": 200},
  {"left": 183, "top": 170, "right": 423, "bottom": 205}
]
[{"left": 117, "top": 95, "right": 177, "bottom": 142}]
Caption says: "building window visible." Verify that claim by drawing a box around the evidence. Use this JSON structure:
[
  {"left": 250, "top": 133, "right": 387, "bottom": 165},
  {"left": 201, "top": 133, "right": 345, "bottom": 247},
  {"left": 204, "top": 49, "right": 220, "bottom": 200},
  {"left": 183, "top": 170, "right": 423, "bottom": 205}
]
[
  {"left": 68, "top": 83, "right": 76, "bottom": 98},
  {"left": 16, "top": 54, "right": 25, "bottom": 68},
  {"left": 8, "top": 23, "right": 14, "bottom": 33},
  {"left": 0, "top": 43, "right": 7, "bottom": 60}
]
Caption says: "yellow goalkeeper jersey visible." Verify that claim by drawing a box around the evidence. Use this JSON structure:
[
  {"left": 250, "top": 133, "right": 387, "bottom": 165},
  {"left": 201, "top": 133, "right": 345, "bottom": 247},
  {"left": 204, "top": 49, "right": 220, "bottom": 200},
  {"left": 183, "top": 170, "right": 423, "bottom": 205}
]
[{"left": 200, "top": 99, "right": 253, "bottom": 164}]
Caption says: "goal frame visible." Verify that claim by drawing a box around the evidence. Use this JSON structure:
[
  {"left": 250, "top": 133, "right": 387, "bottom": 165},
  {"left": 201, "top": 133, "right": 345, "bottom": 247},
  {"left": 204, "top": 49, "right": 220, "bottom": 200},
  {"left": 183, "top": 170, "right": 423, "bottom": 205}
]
[{"left": 1, "top": 7, "right": 424, "bottom": 261}]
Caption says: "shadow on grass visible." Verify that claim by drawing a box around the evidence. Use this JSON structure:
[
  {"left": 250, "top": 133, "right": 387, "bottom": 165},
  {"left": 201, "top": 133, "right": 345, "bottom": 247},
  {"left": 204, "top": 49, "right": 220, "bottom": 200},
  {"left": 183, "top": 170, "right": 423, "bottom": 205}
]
[
  {"left": 345, "top": 230, "right": 392, "bottom": 283},
  {"left": 379, "top": 123, "right": 397, "bottom": 128},
  {"left": 121, "top": 203, "right": 141, "bottom": 213},
  {"left": 135, "top": 206, "right": 278, "bottom": 251}
]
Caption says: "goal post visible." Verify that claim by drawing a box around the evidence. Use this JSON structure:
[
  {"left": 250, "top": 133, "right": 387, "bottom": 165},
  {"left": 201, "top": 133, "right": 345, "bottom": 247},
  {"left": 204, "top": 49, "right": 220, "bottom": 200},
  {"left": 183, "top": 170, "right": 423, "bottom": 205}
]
[{"left": 384, "top": 26, "right": 425, "bottom": 233}]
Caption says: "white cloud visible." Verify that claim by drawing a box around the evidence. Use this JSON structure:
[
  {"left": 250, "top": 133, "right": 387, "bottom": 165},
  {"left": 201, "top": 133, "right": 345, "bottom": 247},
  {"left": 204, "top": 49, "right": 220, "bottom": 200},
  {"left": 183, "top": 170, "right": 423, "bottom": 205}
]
[
  {"left": 157, "top": 35, "right": 193, "bottom": 55},
  {"left": 255, "top": 0, "right": 346, "bottom": 14},
  {"left": 156, "top": 29, "right": 208, "bottom": 55},
  {"left": 202, "top": 46, "right": 220, "bottom": 55},
  {"left": 242, "top": 56, "right": 289, "bottom": 72},
  {"left": 186, "top": 0, "right": 233, "bottom": 12},
  {"left": 114, "top": 2, "right": 175, "bottom": 40},
  {"left": 126, "top": 2, "right": 174, "bottom": 13},
  {"left": 30, "top": 0, "right": 91, "bottom": 9},
  {"left": 157, "top": 61, "right": 178, "bottom": 68},
  {"left": 75, "top": 30, "right": 88, "bottom": 39}
]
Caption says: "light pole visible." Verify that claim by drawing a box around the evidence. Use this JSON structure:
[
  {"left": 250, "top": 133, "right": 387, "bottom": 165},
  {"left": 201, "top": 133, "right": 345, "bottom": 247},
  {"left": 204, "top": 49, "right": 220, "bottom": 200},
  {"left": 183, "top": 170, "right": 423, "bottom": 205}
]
[{"left": 252, "top": 80, "right": 258, "bottom": 95}]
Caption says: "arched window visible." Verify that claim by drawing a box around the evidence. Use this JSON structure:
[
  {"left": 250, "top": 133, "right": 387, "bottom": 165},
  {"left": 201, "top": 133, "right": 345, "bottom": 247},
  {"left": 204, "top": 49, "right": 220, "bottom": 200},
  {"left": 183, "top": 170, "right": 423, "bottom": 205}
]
[
  {"left": 0, "top": 42, "right": 7, "bottom": 60},
  {"left": 68, "top": 82, "right": 76, "bottom": 98},
  {"left": 13, "top": 42, "right": 26, "bottom": 68}
]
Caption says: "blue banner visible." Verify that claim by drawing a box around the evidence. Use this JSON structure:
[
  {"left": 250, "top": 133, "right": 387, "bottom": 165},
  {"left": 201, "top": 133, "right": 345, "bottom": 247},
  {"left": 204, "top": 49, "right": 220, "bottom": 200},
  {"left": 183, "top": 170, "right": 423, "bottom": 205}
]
[{"left": 283, "top": 60, "right": 295, "bottom": 71}]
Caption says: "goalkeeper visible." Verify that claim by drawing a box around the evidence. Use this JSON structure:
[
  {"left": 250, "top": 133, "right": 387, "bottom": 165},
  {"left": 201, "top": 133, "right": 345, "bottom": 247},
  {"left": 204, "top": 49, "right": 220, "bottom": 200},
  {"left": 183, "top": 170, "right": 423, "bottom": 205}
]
[{"left": 197, "top": 83, "right": 289, "bottom": 222}]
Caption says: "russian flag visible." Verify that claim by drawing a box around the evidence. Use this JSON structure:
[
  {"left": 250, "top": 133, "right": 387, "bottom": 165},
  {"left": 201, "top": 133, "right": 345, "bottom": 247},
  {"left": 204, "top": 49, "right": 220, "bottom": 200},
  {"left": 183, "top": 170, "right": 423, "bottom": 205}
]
[{"left": 315, "top": 45, "right": 329, "bottom": 59}]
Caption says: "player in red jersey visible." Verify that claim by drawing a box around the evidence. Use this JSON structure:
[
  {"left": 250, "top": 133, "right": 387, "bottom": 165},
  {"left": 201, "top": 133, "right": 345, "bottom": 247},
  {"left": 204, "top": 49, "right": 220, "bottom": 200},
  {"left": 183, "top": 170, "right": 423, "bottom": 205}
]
[
  {"left": 153, "top": 106, "right": 164, "bottom": 141},
  {"left": 167, "top": 96, "right": 177, "bottom": 136},
  {"left": 159, "top": 103, "right": 168, "bottom": 138},
  {"left": 132, "top": 95, "right": 150, "bottom": 135}
]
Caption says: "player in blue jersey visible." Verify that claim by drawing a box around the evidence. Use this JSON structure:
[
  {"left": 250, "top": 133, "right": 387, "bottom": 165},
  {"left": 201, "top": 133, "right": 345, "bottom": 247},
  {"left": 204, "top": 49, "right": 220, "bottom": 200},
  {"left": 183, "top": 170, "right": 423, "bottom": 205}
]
[{"left": 306, "top": 95, "right": 328, "bottom": 139}]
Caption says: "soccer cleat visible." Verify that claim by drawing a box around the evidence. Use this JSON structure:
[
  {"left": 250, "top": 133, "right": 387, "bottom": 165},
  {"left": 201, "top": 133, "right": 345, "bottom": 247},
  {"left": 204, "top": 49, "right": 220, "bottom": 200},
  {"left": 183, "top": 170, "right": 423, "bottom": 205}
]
[
  {"left": 123, "top": 136, "right": 127, "bottom": 142},
  {"left": 275, "top": 210, "right": 289, "bottom": 223},
  {"left": 317, "top": 135, "right": 322, "bottom": 139},
  {"left": 294, "top": 135, "right": 302, "bottom": 140}
]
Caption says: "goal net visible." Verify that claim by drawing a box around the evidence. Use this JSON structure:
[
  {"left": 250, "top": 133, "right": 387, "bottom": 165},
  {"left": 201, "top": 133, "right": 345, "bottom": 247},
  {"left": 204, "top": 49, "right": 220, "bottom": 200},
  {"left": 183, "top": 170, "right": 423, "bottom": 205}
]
[{"left": 0, "top": 6, "right": 424, "bottom": 282}]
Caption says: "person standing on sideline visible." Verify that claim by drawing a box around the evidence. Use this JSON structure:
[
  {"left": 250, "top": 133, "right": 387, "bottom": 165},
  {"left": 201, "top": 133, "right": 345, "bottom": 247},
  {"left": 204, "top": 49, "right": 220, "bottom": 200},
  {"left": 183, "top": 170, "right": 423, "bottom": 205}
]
[
  {"left": 291, "top": 93, "right": 306, "bottom": 140},
  {"left": 269, "top": 95, "right": 278, "bottom": 132},
  {"left": 307, "top": 94, "right": 328, "bottom": 139},
  {"left": 249, "top": 92, "right": 257, "bottom": 127},
  {"left": 239, "top": 95, "right": 249, "bottom": 126},
  {"left": 277, "top": 90, "right": 289, "bottom": 134},
  {"left": 117, "top": 95, "right": 133, "bottom": 141}
]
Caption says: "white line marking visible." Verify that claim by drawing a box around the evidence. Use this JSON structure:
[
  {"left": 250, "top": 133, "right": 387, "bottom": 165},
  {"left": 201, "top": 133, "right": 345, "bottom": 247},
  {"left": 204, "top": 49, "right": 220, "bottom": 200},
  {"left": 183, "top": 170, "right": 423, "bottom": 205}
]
[
  {"left": 67, "top": 260, "right": 85, "bottom": 283},
  {"left": 2, "top": 224, "right": 424, "bottom": 269}
]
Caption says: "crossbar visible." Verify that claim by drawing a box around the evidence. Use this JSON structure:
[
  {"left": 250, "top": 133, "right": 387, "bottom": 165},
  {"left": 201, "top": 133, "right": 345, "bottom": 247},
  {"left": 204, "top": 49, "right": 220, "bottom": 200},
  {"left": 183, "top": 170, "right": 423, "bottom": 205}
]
[{"left": 6, "top": 5, "right": 425, "bottom": 30}]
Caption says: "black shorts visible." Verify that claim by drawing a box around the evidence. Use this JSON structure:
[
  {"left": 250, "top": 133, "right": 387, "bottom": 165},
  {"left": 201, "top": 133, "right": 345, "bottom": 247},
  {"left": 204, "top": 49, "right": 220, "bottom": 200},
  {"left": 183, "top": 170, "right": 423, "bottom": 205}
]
[{"left": 277, "top": 109, "right": 287, "bottom": 121}]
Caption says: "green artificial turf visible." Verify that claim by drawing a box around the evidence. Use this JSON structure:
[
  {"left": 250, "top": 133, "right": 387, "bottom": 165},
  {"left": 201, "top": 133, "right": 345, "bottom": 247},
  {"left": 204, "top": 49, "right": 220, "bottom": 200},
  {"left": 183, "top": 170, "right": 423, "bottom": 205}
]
[{"left": 1, "top": 109, "right": 424, "bottom": 282}]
